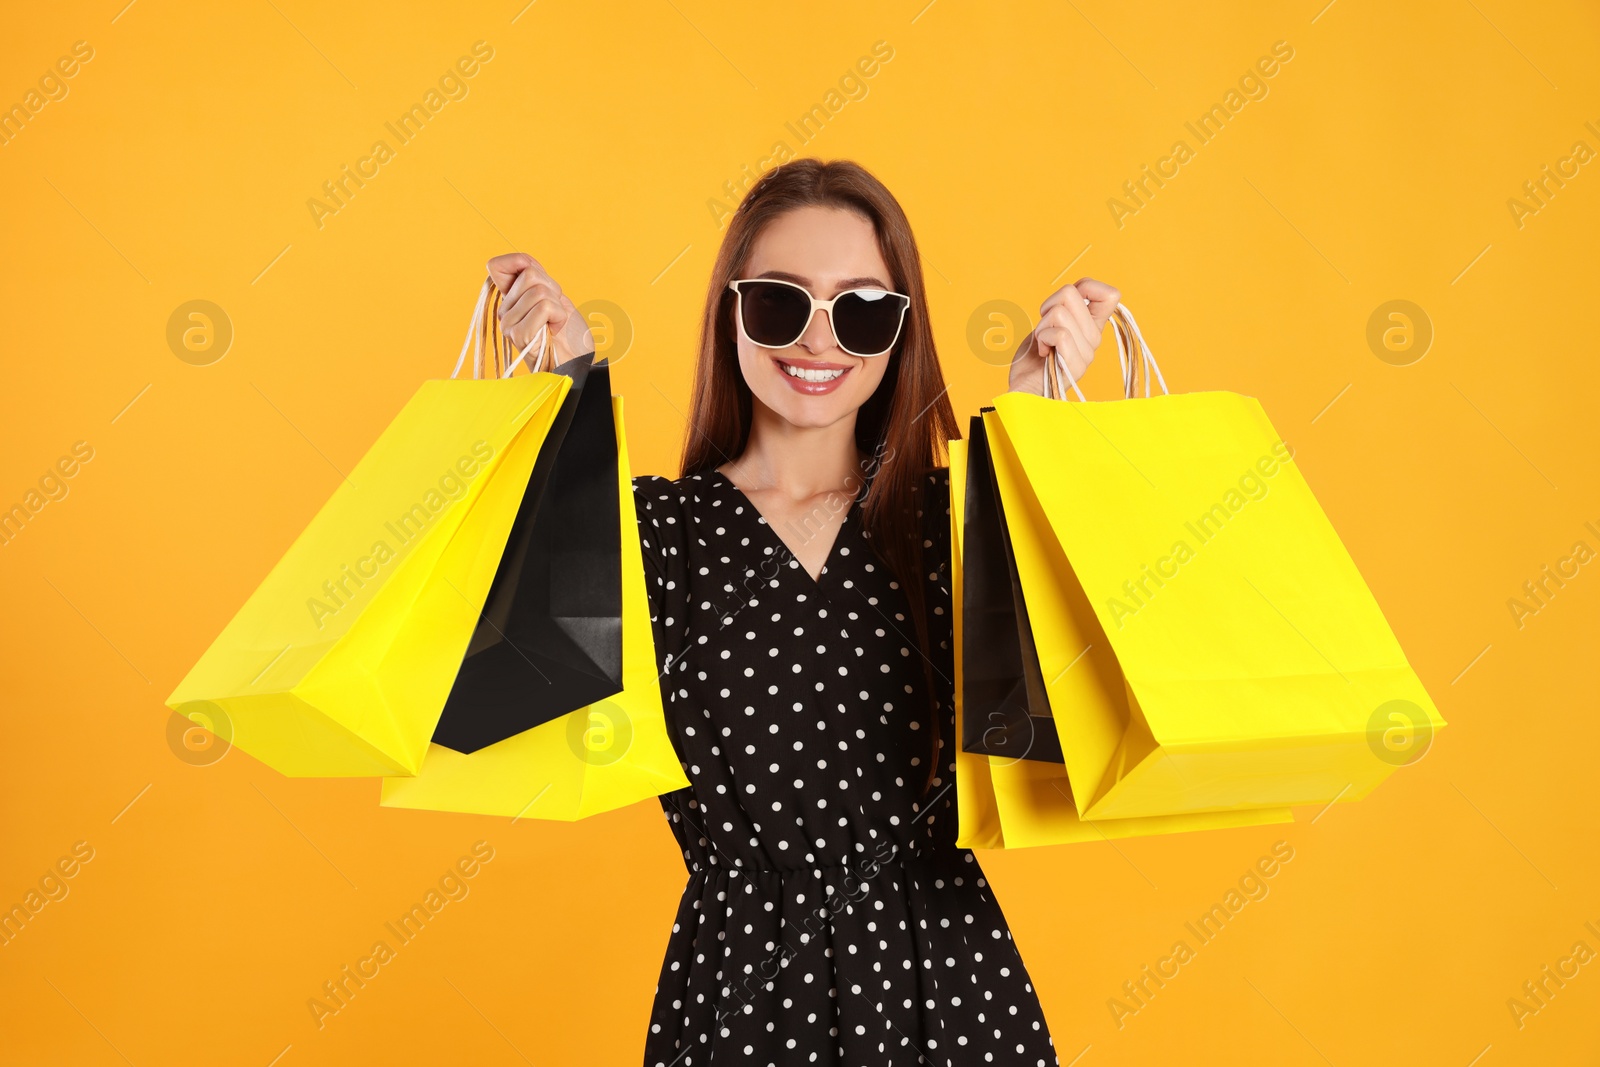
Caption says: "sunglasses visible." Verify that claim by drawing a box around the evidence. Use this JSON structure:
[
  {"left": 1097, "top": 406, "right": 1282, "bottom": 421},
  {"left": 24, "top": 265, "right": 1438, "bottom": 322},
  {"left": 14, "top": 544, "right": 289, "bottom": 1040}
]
[{"left": 727, "top": 278, "right": 911, "bottom": 358}]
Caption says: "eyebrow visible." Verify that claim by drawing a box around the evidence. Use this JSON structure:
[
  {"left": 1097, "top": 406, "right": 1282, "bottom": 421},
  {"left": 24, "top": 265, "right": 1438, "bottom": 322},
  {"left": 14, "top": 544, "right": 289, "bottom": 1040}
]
[{"left": 755, "top": 269, "right": 893, "bottom": 292}]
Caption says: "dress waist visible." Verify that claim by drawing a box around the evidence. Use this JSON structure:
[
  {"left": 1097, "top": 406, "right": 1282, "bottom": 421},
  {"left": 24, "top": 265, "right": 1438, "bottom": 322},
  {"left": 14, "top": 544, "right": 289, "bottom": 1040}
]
[{"left": 684, "top": 841, "right": 956, "bottom": 878}]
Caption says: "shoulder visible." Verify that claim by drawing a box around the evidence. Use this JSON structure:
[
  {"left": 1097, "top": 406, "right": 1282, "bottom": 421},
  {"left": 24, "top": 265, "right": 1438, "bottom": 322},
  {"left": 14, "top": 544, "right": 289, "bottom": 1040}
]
[
  {"left": 631, "top": 471, "right": 723, "bottom": 527},
  {"left": 633, "top": 473, "right": 715, "bottom": 578},
  {"left": 631, "top": 471, "right": 719, "bottom": 502},
  {"left": 630, "top": 474, "right": 676, "bottom": 522}
]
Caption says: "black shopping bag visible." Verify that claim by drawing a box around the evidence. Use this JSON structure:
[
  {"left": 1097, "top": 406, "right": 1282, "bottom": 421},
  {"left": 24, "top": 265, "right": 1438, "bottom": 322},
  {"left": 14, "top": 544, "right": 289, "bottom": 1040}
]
[
  {"left": 960, "top": 411, "right": 1064, "bottom": 764},
  {"left": 431, "top": 354, "right": 624, "bottom": 753}
]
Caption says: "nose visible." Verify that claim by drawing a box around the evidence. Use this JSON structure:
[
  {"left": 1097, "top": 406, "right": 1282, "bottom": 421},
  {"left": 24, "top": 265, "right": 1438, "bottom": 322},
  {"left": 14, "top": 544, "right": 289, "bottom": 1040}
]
[{"left": 796, "top": 307, "right": 838, "bottom": 354}]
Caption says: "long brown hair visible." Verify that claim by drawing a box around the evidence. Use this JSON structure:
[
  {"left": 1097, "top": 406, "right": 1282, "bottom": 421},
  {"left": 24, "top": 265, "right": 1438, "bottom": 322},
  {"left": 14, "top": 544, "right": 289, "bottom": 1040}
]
[{"left": 679, "top": 158, "right": 960, "bottom": 796}]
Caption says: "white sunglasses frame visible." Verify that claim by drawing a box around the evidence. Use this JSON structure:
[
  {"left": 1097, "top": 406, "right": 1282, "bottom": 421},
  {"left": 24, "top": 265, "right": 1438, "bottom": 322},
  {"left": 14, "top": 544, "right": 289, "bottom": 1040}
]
[{"left": 726, "top": 278, "right": 910, "bottom": 358}]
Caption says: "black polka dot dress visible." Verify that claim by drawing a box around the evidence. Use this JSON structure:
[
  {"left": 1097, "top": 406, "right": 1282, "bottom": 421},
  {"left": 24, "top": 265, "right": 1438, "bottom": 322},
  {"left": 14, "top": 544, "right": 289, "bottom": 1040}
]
[{"left": 632, "top": 466, "right": 1058, "bottom": 1066}]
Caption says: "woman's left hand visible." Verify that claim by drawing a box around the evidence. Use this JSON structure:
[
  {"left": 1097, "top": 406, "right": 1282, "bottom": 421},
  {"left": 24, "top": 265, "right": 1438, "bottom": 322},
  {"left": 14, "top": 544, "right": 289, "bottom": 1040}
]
[{"left": 1007, "top": 278, "right": 1121, "bottom": 396}]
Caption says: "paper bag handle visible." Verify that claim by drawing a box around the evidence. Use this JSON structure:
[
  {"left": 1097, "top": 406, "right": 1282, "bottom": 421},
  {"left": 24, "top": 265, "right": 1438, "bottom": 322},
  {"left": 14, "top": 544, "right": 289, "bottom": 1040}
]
[
  {"left": 450, "top": 277, "right": 553, "bottom": 380},
  {"left": 1043, "top": 304, "right": 1169, "bottom": 401}
]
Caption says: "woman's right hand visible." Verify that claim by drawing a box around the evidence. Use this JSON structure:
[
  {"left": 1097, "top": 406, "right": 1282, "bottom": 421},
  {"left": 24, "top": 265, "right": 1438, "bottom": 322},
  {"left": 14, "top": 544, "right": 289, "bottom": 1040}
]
[{"left": 485, "top": 252, "right": 594, "bottom": 368}]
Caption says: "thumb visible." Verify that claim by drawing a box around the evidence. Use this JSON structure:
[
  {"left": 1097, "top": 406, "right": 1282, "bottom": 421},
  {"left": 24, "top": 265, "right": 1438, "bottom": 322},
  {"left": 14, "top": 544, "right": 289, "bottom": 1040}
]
[{"left": 486, "top": 252, "right": 535, "bottom": 295}]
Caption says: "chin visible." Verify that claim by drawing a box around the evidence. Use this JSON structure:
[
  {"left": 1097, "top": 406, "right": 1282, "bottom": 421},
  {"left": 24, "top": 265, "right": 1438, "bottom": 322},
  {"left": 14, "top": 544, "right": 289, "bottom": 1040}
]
[{"left": 760, "top": 391, "right": 861, "bottom": 430}]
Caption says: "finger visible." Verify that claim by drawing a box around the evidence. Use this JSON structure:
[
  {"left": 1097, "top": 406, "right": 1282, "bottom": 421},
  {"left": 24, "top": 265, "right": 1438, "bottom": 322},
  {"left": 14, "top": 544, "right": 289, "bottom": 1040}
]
[
  {"left": 1046, "top": 288, "right": 1102, "bottom": 351},
  {"left": 1041, "top": 279, "right": 1120, "bottom": 335},
  {"left": 503, "top": 268, "right": 556, "bottom": 314},
  {"left": 499, "top": 294, "right": 543, "bottom": 348},
  {"left": 506, "top": 296, "right": 565, "bottom": 353},
  {"left": 486, "top": 252, "right": 541, "bottom": 295},
  {"left": 1034, "top": 324, "right": 1095, "bottom": 380},
  {"left": 1036, "top": 303, "right": 1096, "bottom": 364},
  {"left": 1038, "top": 282, "right": 1085, "bottom": 318},
  {"left": 1037, "top": 342, "right": 1093, "bottom": 385},
  {"left": 1073, "top": 277, "right": 1121, "bottom": 330},
  {"left": 499, "top": 286, "right": 557, "bottom": 347}
]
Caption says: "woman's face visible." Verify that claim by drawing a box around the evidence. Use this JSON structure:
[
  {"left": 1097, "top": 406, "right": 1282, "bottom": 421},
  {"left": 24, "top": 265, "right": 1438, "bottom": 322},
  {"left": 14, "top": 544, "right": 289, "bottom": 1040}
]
[{"left": 731, "top": 205, "right": 896, "bottom": 432}]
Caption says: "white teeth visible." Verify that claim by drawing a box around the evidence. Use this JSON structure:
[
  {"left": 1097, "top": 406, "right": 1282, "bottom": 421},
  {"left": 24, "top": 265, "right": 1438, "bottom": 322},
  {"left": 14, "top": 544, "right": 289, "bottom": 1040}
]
[{"left": 781, "top": 363, "right": 845, "bottom": 383}]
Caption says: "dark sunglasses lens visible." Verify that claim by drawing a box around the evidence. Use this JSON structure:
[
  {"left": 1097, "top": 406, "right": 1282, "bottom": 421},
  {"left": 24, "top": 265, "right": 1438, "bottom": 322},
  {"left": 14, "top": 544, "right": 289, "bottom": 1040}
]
[
  {"left": 739, "top": 282, "right": 811, "bottom": 347},
  {"left": 833, "top": 291, "right": 906, "bottom": 355}
]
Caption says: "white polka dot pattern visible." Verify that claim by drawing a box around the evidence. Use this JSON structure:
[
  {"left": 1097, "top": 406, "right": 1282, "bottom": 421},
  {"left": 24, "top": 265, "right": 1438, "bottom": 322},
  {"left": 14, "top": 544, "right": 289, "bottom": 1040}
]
[{"left": 632, "top": 468, "right": 1058, "bottom": 1065}]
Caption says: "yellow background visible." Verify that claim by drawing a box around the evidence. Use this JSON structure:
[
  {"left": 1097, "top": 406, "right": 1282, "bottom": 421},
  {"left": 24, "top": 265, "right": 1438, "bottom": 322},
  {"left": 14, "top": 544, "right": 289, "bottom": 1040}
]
[{"left": 2, "top": 1, "right": 1597, "bottom": 1063}]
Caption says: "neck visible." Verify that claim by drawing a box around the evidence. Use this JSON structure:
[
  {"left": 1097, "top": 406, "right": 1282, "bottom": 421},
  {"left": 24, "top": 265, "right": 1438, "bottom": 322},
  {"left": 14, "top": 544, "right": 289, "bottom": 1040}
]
[{"left": 722, "top": 400, "right": 868, "bottom": 500}]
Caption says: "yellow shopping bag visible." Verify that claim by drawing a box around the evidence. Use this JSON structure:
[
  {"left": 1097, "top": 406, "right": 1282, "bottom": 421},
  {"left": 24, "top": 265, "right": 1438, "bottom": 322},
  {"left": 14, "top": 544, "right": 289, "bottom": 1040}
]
[
  {"left": 981, "top": 308, "right": 1445, "bottom": 821},
  {"left": 951, "top": 438, "right": 1295, "bottom": 849},
  {"left": 166, "top": 282, "right": 575, "bottom": 777},
  {"left": 378, "top": 394, "right": 691, "bottom": 820}
]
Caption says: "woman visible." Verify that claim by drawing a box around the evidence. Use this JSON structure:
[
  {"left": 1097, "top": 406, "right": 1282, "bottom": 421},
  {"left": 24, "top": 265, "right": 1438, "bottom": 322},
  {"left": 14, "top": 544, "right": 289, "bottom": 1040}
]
[{"left": 487, "top": 158, "right": 1119, "bottom": 1066}]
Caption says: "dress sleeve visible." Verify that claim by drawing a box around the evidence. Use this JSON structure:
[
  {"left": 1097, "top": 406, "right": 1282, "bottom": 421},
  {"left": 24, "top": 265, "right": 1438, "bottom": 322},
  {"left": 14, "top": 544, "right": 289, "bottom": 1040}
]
[
  {"left": 919, "top": 467, "right": 957, "bottom": 783},
  {"left": 631, "top": 475, "right": 690, "bottom": 676}
]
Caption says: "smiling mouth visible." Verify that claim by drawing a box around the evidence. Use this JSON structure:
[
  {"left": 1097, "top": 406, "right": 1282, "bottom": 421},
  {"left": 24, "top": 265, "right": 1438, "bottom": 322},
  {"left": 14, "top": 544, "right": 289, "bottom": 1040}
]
[{"left": 779, "top": 362, "right": 847, "bottom": 383}]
